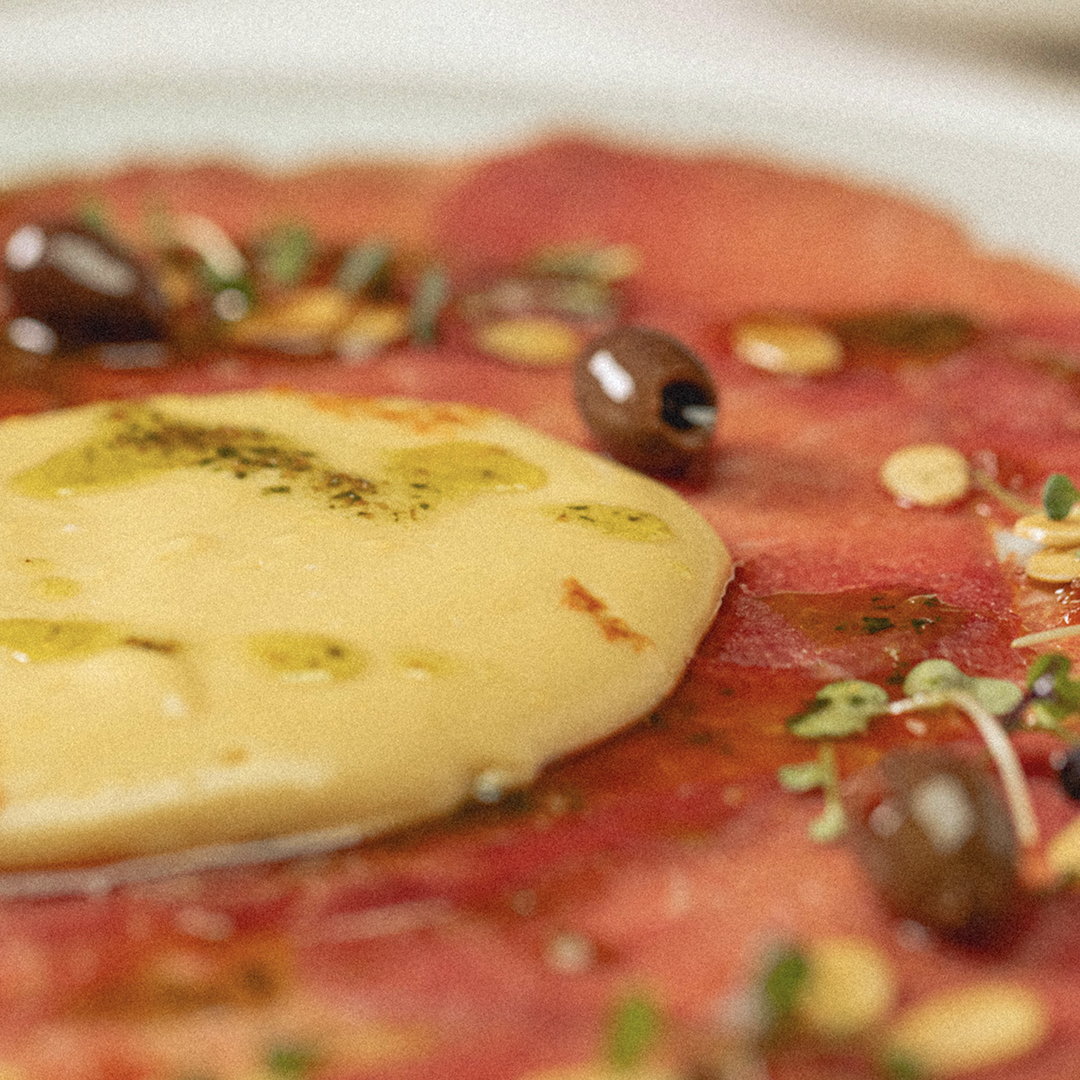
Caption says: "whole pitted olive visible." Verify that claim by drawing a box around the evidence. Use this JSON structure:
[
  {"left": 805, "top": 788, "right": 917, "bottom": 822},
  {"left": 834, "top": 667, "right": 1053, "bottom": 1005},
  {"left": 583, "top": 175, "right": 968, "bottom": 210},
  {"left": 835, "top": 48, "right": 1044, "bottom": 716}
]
[
  {"left": 850, "top": 748, "right": 1020, "bottom": 943},
  {"left": 3, "top": 221, "right": 168, "bottom": 353},
  {"left": 573, "top": 326, "right": 717, "bottom": 476}
]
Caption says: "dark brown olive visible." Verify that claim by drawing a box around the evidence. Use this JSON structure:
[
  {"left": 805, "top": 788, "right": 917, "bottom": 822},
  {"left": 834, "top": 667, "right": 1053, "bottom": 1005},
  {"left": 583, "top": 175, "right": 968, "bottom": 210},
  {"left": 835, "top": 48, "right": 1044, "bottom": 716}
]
[
  {"left": 850, "top": 748, "right": 1019, "bottom": 943},
  {"left": 3, "top": 222, "right": 167, "bottom": 352},
  {"left": 573, "top": 326, "right": 717, "bottom": 475}
]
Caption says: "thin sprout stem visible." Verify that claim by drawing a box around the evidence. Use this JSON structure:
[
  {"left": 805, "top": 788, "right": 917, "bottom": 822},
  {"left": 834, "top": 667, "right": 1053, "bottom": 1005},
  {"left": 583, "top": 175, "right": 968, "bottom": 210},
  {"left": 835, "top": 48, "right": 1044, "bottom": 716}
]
[
  {"left": 950, "top": 690, "right": 1039, "bottom": 847},
  {"left": 1012, "top": 624, "right": 1080, "bottom": 649},
  {"left": 887, "top": 692, "right": 1039, "bottom": 848},
  {"left": 972, "top": 469, "right": 1039, "bottom": 516}
]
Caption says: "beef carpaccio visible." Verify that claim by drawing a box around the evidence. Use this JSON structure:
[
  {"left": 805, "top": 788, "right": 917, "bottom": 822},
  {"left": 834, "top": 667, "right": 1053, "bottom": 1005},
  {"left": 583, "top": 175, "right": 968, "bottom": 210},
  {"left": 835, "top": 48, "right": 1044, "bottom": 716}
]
[{"left": 3, "top": 138, "right": 1080, "bottom": 1079}]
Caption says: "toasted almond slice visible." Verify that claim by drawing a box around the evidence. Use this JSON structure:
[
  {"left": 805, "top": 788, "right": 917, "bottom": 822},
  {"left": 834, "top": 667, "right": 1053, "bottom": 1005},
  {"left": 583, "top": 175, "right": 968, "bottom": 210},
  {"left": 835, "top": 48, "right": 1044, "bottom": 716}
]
[
  {"left": 477, "top": 316, "right": 583, "bottom": 366},
  {"left": 1014, "top": 513, "right": 1080, "bottom": 547},
  {"left": 880, "top": 444, "right": 970, "bottom": 507},
  {"left": 337, "top": 304, "right": 409, "bottom": 359},
  {"left": 886, "top": 982, "right": 1048, "bottom": 1077},
  {"left": 732, "top": 316, "right": 843, "bottom": 376},
  {"left": 798, "top": 937, "right": 896, "bottom": 1039},
  {"left": 230, "top": 288, "right": 354, "bottom": 351},
  {"left": 1025, "top": 546, "right": 1080, "bottom": 583},
  {"left": 1047, "top": 815, "right": 1080, "bottom": 879}
]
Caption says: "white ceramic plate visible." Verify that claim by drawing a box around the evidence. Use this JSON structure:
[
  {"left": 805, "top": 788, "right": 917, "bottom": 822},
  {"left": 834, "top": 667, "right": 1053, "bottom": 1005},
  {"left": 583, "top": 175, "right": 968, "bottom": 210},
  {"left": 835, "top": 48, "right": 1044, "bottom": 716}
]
[
  {"left": 789, "top": 0, "right": 1080, "bottom": 44},
  {"left": 3, "top": 0, "right": 1080, "bottom": 283}
]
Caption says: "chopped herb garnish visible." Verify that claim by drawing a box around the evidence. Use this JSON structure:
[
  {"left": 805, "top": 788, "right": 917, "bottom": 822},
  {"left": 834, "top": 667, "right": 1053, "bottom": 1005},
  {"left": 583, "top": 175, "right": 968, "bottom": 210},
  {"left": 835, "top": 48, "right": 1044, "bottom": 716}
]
[
  {"left": 760, "top": 945, "right": 809, "bottom": 1030},
  {"left": 788, "top": 680, "right": 889, "bottom": 739},
  {"left": 862, "top": 615, "right": 895, "bottom": 634},
  {"left": 266, "top": 1043, "right": 320, "bottom": 1078},
  {"left": 882, "top": 1050, "right": 930, "bottom": 1080},
  {"left": 606, "top": 992, "right": 662, "bottom": 1071},
  {"left": 76, "top": 197, "right": 111, "bottom": 235},
  {"left": 528, "top": 242, "right": 639, "bottom": 283},
  {"left": 410, "top": 265, "right": 449, "bottom": 345},
  {"left": 258, "top": 223, "right": 315, "bottom": 287},
  {"left": 1043, "top": 472, "right": 1080, "bottom": 521}
]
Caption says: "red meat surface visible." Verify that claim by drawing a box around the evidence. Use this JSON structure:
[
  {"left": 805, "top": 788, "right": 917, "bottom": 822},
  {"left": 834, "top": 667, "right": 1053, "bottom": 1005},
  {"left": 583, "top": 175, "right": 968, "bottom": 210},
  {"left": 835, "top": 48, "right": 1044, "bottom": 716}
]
[{"left": 1, "top": 138, "right": 1080, "bottom": 1078}]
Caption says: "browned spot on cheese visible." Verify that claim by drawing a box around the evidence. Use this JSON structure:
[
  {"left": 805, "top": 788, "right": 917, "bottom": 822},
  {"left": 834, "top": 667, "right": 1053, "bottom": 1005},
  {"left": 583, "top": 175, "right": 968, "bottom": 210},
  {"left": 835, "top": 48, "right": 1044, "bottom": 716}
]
[{"left": 562, "top": 577, "right": 652, "bottom": 651}]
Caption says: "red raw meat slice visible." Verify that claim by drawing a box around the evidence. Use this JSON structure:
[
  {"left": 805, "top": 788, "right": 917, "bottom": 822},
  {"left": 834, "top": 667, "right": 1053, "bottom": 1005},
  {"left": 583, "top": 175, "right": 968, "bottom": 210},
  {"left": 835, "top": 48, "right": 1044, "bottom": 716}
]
[{"left": 0, "top": 139, "right": 1079, "bottom": 1078}]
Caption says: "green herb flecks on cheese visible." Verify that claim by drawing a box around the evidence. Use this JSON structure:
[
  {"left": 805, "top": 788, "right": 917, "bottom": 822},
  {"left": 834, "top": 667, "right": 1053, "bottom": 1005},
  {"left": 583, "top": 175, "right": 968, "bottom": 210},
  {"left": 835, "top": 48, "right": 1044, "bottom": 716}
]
[
  {"left": 546, "top": 504, "right": 673, "bottom": 541},
  {"left": 0, "top": 390, "right": 730, "bottom": 871},
  {"left": 11, "top": 404, "right": 546, "bottom": 525}
]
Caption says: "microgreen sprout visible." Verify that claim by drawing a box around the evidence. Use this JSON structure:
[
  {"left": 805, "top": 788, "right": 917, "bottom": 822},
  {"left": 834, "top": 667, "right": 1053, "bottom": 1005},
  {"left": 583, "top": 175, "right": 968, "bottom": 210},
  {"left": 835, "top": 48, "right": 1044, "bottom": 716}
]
[
  {"left": 782, "top": 658, "right": 1048, "bottom": 849},
  {"left": 266, "top": 1042, "right": 320, "bottom": 1078},
  {"left": 759, "top": 945, "right": 809, "bottom": 1032},
  {"left": 787, "top": 680, "right": 889, "bottom": 739},
  {"left": 1011, "top": 624, "right": 1080, "bottom": 649},
  {"left": 778, "top": 744, "right": 848, "bottom": 842},
  {"left": 76, "top": 197, "right": 112, "bottom": 236},
  {"left": 882, "top": 1050, "right": 930, "bottom": 1080},
  {"left": 887, "top": 660, "right": 1037, "bottom": 847},
  {"left": 998, "top": 653, "right": 1080, "bottom": 741}
]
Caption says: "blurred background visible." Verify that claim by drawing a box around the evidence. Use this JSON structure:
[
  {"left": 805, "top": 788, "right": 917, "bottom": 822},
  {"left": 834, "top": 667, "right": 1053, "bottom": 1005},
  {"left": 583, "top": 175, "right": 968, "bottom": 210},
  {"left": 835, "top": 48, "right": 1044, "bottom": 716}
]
[{"left": 2, "top": 0, "right": 1080, "bottom": 277}]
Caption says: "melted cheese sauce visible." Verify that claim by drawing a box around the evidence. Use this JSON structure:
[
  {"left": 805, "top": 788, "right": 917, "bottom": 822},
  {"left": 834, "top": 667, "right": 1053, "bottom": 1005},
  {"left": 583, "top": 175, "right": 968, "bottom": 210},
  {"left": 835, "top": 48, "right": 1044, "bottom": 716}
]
[{"left": 0, "top": 391, "right": 730, "bottom": 868}]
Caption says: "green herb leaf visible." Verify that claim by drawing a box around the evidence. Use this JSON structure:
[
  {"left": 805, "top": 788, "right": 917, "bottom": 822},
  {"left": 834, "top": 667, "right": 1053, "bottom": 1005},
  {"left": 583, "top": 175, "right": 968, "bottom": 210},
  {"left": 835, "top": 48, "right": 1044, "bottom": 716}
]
[
  {"left": 1043, "top": 473, "right": 1080, "bottom": 521},
  {"left": 606, "top": 993, "right": 661, "bottom": 1071},
  {"left": 761, "top": 946, "right": 809, "bottom": 1027},
  {"left": 780, "top": 745, "right": 849, "bottom": 842},
  {"left": 904, "top": 658, "right": 1021, "bottom": 716},
  {"left": 788, "top": 680, "right": 888, "bottom": 738},
  {"left": 258, "top": 223, "right": 315, "bottom": 288},
  {"left": 1028, "top": 652, "right": 1080, "bottom": 723},
  {"left": 903, "top": 657, "right": 967, "bottom": 697},
  {"left": 970, "top": 676, "right": 1023, "bottom": 716},
  {"left": 528, "top": 242, "right": 639, "bottom": 283},
  {"left": 829, "top": 310, "right": 977, "bottom": 358},
  {"left": 336, "top": 240, "right": 393, "bottom": 295}
]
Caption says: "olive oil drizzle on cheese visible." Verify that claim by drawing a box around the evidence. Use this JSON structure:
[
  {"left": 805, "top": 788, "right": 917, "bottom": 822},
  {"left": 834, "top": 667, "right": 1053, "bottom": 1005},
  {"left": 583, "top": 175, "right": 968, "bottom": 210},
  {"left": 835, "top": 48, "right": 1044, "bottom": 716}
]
[
  {"left": 248, "top": 632, "right": 366, "bottom": 681},
  {"left": 0, "top": 619, "right": 181, "bottom": 663},
  {"left": 10, "top": 404, "right": 547, "bottom": 523}
]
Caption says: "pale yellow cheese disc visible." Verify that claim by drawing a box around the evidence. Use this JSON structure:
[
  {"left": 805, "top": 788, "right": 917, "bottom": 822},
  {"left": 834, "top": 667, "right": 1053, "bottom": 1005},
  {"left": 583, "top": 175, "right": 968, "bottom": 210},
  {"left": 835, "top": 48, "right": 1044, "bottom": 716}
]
[{"left": 0, "top": 391, "right": 730, "bottom": 870}]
